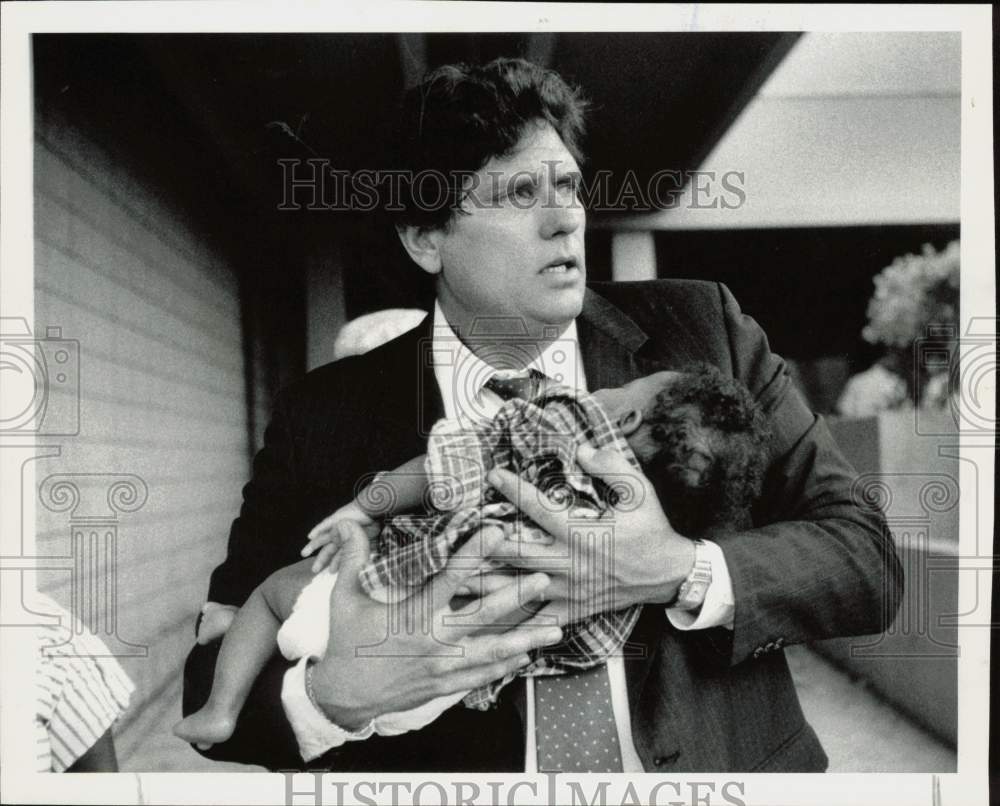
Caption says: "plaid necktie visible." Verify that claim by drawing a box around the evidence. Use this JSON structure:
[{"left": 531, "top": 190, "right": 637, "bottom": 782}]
[{"left": 483, "top": 369, "right": 547, "bottom": 402}]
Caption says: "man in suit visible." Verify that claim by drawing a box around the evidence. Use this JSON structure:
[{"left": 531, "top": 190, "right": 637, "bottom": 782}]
[{"left": 183, "top": 57, "right": 903, "bottom": 772}]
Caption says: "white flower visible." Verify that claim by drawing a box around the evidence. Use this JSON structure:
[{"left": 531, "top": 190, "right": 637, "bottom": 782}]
[
  {"left": 863, "top": 240, "right": 960, "bottom": 349},
  {"left": 921, "top": 373, "right": 953, "bottom": 410},
  {"left": 837, "top": 364, "right": 909, "bottom": 418}
]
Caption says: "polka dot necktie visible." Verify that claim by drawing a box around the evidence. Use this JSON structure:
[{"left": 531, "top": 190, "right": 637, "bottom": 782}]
[
  {"left": 535, "top": 666, "right": 624, "bottom": 772},
  {"left": 484, "top": 367, "right": 624, "bottom": 772},
  {"left": 483, "top": 369, "right": 547, "bottom": 402}
]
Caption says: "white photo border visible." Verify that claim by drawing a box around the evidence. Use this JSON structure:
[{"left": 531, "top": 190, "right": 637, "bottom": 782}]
[{"left": 1, "top": 3, "right": 993, "bottom": 805}]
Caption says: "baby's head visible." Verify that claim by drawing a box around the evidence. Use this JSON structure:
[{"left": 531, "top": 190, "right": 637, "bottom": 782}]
[{"left": 591, "top": 365, "right": 770, "bottom": 534}]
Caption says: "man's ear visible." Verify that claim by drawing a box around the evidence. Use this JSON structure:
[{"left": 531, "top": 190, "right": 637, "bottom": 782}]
[
  {"left": 396, "top": 223, "right": 445, "bottom": 276},
  {"left": 617, "top": 408, "right": 644, "bottom": 436}
]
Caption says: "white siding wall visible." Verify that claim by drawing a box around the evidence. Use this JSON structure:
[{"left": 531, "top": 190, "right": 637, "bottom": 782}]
[{"left": 33, "top": 113, "right": 250, "bottom": 767}]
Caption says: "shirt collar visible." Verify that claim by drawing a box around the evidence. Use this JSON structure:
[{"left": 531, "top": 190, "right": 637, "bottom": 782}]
[{"left": 431, "top": 300, "right": 588, "bottom": 421}]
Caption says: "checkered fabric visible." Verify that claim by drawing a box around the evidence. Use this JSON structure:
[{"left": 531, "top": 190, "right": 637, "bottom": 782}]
[{"left": 357, "top": 386, "right": 644, "bottom": 710}]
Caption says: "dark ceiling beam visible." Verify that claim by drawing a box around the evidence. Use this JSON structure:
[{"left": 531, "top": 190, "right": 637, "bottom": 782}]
[
  {"left": 137, "top": 38, "right": 266, "bottom": 203},
  {"left": 687, "top": 31, "right": 803, "bottom": 172}
]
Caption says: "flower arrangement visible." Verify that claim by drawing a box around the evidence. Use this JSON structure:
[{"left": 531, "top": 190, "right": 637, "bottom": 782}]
[{"left": 837, "top": 240, "right": 960, "bottom": 418}]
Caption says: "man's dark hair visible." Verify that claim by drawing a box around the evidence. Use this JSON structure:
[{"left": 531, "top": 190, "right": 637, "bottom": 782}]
[{"left": 388, "top": 57, "right": 589, "bottom": 230}]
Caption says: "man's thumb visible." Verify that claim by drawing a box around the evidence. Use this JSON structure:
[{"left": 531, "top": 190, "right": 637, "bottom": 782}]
[
  {"left": 576, "top": 443, "right": 649, "bottom": 509},
  {"left": 575, "top": 443, "right": 628, "bottom": 477}
]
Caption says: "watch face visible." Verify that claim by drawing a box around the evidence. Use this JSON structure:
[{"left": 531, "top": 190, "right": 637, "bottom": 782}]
[
  {"left": 676, "top": 584, "right": 704, "bottom": 610},
  {"left": 676, "top": 544, "right": 713, "bottom": 610}
]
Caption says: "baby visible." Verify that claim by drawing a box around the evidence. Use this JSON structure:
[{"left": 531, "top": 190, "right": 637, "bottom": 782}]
[{"left": 175, "top": 364, "right": 769, "bottom": 748}]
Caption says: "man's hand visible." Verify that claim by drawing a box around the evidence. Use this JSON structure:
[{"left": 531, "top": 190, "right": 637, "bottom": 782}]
[
  {"left": 486, "top": 443, "right": 697, "bottom": 627},
  {"left": 310, "top": 521, "right": 565, "bottom": 731}
]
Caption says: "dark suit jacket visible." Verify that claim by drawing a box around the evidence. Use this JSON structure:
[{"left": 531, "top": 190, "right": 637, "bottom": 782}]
[{"left": 183, "top": 280, "right": 903, "bottom": 772}]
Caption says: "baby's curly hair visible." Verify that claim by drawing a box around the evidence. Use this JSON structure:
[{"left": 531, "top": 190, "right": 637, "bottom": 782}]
[{"left": 642, "top": 364, "right": 770, "bottom": 536}]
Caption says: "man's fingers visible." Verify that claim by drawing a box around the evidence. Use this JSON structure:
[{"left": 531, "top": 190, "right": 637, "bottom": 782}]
[
  {"left": 440, "top": 618, "right": 563, "bottom": 682},
  {"left": 488, "top": 537, "right": 564, "bottom": 567},
  {"left": 526, "top": 601, "right": 573, "bottom": 631},
  {"left": 487, "top": 468, "right": 568, "bottom": 534},
  {"left": 575, "top": 443, "right": 653, "bottom": 506},
  {"left": 445, "top": 571, "right": 550, "bottom": 635},
  {"left": 454, "top": 569, "right": 518, "bottom": 597},
  {"left": 435, "top": 653, "right": 533, "bottom": 697},
  {"left": 574, "top": 442, "right": 631, "bottom": 474},
  {"left": 461, "top": 621, "right": 563, "bottom": 666},
  {"left": 488, "top": 532, "right": 591, "bottom": 576},
  {"left": 431, "top": 525, "right": 507, "bottom": 611}
]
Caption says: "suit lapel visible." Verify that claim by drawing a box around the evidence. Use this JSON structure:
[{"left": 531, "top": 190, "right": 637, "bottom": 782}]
[
  {"left": 576, "top": 286, "right": 685, "bottom": 713},
  {"left": 577, "top": 289, "right": 648, "bottom": 389},
  {"left": 577, "top": 285, "right": 706, "bottom": 386},
  {"left": 412, "top": 317, "right": 446, "bottom": 436},
  {"left": 351, "top": 313, "right": 445, "bottom": 471}
]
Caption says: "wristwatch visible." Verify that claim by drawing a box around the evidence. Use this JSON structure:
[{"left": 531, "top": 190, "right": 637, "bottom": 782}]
[{"left": 669, "top": 539, "right": 712, "bottom": 611}]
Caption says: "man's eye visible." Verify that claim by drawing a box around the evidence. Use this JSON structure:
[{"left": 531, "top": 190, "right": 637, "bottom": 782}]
[
  {"left": 512, "top": 182, "right": 536, "bottom": 200},
  {"left": 558, "top": 176, "right": 581, "bottom": 194}
]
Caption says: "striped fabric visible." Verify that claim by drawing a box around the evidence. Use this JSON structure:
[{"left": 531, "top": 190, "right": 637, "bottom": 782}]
[
  {"left": 33, "top": 595, "right": 135, "bottom": 772},
  {"left": 358, "top": 387, "right": 643, "bottom": 710}
]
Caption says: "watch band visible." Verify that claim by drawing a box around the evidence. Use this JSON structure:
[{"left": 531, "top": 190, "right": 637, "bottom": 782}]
[
  {"left": 671, "top": 539, "right": 712, "bottom": 611},
  {"left": 303, "top": 657, "right": 377, "bottom": 740},
  {"left": 304, "top": 657, "right": 324, "bottom": 712}
]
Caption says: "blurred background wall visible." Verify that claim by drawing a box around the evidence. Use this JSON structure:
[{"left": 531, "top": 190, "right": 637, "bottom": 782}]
[
  {"left": 31, "top": 37, "right": 306, "bottom": 767},
  {"left": 33, "top": 105, "right": 250, "bottom": 764},
  {"left": 594, "top": 31, "right": 960, "bottom": 413}
]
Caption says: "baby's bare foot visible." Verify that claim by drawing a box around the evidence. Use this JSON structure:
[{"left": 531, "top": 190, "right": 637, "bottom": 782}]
[{"left": 173, "top": 707, "right": 237, "bottom": 750}]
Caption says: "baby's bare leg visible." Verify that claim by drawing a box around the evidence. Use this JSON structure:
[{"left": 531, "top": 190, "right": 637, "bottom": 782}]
[{"left": 174, "top": 559, "right": 315, "bottom": 748}]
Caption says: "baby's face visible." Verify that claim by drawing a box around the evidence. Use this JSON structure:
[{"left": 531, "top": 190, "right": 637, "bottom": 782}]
[{"left": 591, "top": 371, "right": 683, "bottom": 464}]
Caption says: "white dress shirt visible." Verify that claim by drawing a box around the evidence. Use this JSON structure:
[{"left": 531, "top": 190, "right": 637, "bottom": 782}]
[{"left": 273, "top": 302, "right": 735, "bottom": 767}]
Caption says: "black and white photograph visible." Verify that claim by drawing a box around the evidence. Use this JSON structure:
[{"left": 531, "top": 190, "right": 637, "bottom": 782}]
[{"left": 0, "top": 3, "right": 993, "bottom": 806}]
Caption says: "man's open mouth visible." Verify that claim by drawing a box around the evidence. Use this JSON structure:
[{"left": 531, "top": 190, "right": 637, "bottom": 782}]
[{"left": 540, "top": 258, "right": 579, "bottom": 274}]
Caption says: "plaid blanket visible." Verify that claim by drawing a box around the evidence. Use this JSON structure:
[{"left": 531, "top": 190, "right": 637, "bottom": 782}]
[{"left": 357, "top": 386, "right": 644, "bottom": 710}]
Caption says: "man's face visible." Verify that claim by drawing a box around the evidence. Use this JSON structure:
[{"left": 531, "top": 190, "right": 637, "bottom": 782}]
[{"left": 429, "top": 120, "right": 587, "bottom": 337}]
